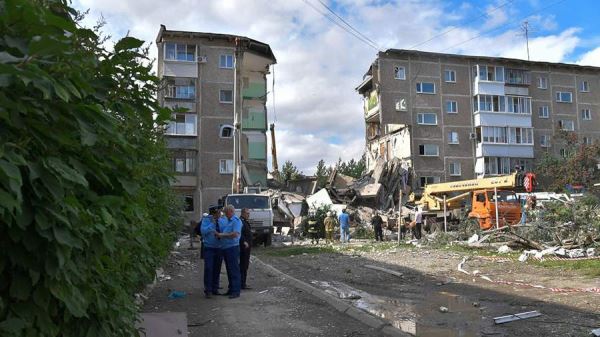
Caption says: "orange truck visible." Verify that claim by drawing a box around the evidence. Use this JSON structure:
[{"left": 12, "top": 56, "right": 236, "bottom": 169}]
[{"left": 410, "top": 172, "right": 528, "bottom": 230}]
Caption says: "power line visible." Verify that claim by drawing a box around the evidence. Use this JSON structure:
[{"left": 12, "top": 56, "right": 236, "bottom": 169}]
[
  {"left": 315, "top": 0, "right": 380, "bottom": 50},
  {"left": 408, "top": 0, "right": 515, "bottom": 50},
  {"left": 301, "top": 0, "right": 380, "bottom": 51},
  {"left": 439, "top": 0, "right": 568, "bottom": 53}
]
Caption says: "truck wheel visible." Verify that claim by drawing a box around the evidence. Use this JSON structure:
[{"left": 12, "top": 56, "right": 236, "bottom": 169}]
[{"left": 264, "top": 234, "right": 272, "bottom": 247}]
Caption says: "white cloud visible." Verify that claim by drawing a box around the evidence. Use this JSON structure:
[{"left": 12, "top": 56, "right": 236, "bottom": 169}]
[
  {"left": 71, "top": 0, "right": 592, "bottom": 174},
  {"left": 577, "top": 46, "right": 600, "bottom": 66}
]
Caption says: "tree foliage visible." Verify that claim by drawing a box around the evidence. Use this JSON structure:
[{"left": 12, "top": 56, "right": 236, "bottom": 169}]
[
  {"left": 280, "top": 160, "right": 303, "bottom": 183},
  {"left": 535, "top": 131, "right": 600, "bottom": 192},
  {"left": 336, "top": 154, "right": 367, "bottom": 179},
  {"left": 0, "top": 1, "right": 180, "bottom": 336},
  {"left": 315, "top": 159, "right": 327, "bottom": 188}
]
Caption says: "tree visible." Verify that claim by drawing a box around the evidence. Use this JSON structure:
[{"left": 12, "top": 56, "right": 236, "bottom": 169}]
[
  {"left": 315, "top": 159, "right": 328, "bottom": 188},
  {"left": 0, "top": 1, "right": 180, "bottom": 336},
  {"left": 280, "top": 160, "right": 303, "bottom": 183},
  {"left": 337, "top": 154, "right": 367, "bottom": 179},
  {"left": 535, "top": 130, "right": 600, "bottom": 192}
]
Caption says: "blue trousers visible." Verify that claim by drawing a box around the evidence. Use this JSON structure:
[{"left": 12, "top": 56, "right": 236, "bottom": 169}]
[
  {"left": 203, "top": 247, "right": 222, "bottom": 294},
  {"left": 341, "top": 227, "right": 350, "bottom": 242},
  {"left": 221, "top": 245, "right": 241, "bottom": 295}
]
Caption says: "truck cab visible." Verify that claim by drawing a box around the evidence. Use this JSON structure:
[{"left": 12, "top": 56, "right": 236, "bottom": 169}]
[
  {"left": 224, "top": 194, "right": 274, "bottom": 247},
  {"left": 469, "top": 189, "right": 521, "bottom": 230}
]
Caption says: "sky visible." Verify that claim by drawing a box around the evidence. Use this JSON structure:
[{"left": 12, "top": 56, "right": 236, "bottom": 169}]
[{"left": 72, "top": 0, "right": 600, "bottom": 174}]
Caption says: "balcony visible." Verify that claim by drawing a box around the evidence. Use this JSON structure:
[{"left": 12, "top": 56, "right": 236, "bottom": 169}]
[
  {"left": 242, "top": 82, "right": 267, "bottom": 100},
  {"left": 162, "top": 100, "right": 196, "bottom": 113},
  {"left": 172, "top": 175, "right": 198, "bottom": 187},
  {"left": 475, "top": 112, "right": 532, "bottom": 128},
  {"left": 364, "top": 91, "right": 380, "bottom": 120},
  {"left": 162, "top": 61, "right": 198, "bottom": 78},
  {"left": 473, "top": 79, "right": 505, "bottom": 96},
  {"left": 476, "top": 143, "right": 533, "bottom": 158}
]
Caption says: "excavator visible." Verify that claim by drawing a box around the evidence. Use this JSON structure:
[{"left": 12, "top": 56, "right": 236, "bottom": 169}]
[{"left": 410, "top": 171, "right": 535, "bottom": 230}]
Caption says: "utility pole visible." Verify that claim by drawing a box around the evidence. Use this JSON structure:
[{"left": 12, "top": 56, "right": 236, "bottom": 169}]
[
  {"left": 232, "top": 38, "right": 243, "bottom": 193},
  {"left": 521, "top": 21, "right": 531, "bottom": 61}
]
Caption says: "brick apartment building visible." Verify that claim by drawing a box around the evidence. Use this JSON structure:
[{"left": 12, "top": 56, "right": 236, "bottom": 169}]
[
  {"left": 357, "top": 49, "right": 600, "bottom": 190},
  {"left": 156, "top": 25, "right": 276, "bottom": 222}
]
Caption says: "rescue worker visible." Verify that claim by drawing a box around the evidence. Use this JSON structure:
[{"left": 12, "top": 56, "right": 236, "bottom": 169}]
[
  {"left": 338, "top": 209, "right": 350, "bottom": 243},
  {"left": 216, "top": 205, "right": 242, "bottom": 299},
  {"left": 371, "top": 212, "right": 384, "bottom": 241},
  {"left": 307, "top": 212, "right": 320, "bottom": 244},
  {"left": 413, "top": 207, "right": 423, "bottom": 240},
  {"left": 239, "top": 208, "right": 252, "bottom": 290},
  {"left": 324, "top": 211, "right": 337, "bottom": 244},
  {"left": 200, "top": 206, "right": 222, "bottom": 298}
]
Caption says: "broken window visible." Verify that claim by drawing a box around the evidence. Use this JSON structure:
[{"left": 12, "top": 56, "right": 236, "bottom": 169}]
[
  {"left": 183, "top": 194, "right": 194, "bottom": 212},
  {"left": 394, "top": 66, "right": 405, "bottom": 80}
]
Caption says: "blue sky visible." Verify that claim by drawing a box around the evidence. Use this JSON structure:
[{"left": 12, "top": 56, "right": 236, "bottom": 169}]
[{"left": 73, "top": 0, "right": 600, "bottom": 173}]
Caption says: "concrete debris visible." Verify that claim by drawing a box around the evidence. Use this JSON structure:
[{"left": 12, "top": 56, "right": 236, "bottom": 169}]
[
  {"left": 518, "top": 247, "right": 596, "bottom": 262},
  {"left": 467, "top": 234, "right": 479, "bottom": 244},
  {"left": 439, "top": 306, "right": 448, "bottom": 313},
  {"left": 591, "top": 328, "right": 600, "bottom": 336},
  {"left": 493, "top": 311, "right": 541, "bottom": 324},
  {"left": 497, "top": 245, "right": 513, "bottom": 254}
]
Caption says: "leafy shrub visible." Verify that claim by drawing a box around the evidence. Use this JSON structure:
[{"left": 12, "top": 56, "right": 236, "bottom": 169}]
[{"left": 0, "top": 1, "right": 180, "bottom": 336}]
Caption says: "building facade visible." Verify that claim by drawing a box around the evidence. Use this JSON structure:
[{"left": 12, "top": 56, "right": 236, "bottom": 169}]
[
  {"left": 156, "top": 25, "right": 276, "bottom": 222},
  {"left": 357, "top": 49, "right": 600, "bottom": 190}
]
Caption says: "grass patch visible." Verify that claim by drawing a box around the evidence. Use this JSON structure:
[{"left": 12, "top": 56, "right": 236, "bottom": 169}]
[{"left": 531, "top": 258, "right": 600, "bottom": 277}]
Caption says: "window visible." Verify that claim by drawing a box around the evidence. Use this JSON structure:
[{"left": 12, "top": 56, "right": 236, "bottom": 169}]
[
  {"left": 478, "top": 65, "right": 504, "bottom": 82},
  {"left": 165, "top": 43, "right": 196, "bottom": 62},
  {"left": 448, "top": 131, "right": 459, "bottom": 144},
  {"left": 580, "top": 80, "right": 589, "bottom": 92},
  {"left": 394, "top": 66, "right": 406, "bottom": 80},
  {"left": 219, "top": 159, "right": 234, "bottom": 174},
  {"left": 484, "top": 157, "right": 510, "bottom": 175},
  {"left": 172, "top": 151, "right": 196, "bottom": 174},
  {"left": 537, "top": 76, "right": 548, "bottom": 89},
  {"left": 418, "top": 144, "right": 439, "bottom": 156},
  {"left": 540, "top": 135, "right": 550, "bottom": 147},
  {"left": 556, "top": 91, "right": 572, "bottom": 103},
  {"left": 508, "top": 127, "right": 533, "bottom": 145},
  {"left": 417, "top": 113, "right": 437, "bottom": 125},
  {"left": 220, "top": 89, "right": 233, "bottom": 103},
  {"left": 581, "top": 109, "right": 591, "bottom": 120},
  {"left": 220, "top": 124, "right": 234, "bottom": 138},
  {"left": 416, "top": 82, "right": 435, "bottom": 94},
  {"left": 446, "top": 100, "right": 458, "bottom": 113},
  {"left": 219, "top": 54, "right": 234, "bottom": 69},
  {"left": 444, "top": 70, "right": 456, "bottom": 82},
  {"left": 476, "top": 95, "right": 505, "bottom": 112},
  {"left": 183, "top": 195, "right": 194, "bottom": 212},
  {"left": 419, "top": 176, "right": 440, "bottom": 187},
  {"left": 506, "top": 96, "right": 531, "bottom": 114},
  {"left": 583, "top": 137, "right": 592, "bottom": 145},
  {"left": 166, "top": 78, "right": 196, "bottom": 99},
  {"left": 449, "top": 162, "right": 461, "bottom": 176},
  {"left": 538, "top": 106, "right": 549, "bottom": 118},
  {"left": 505, "top": 68, "right": 530, "bottom": 85},
  {"left": 559, "top": 148, "right": 570, "bottom": 158},
  {"left": 559, "top": 119, "right": 575, "bottom": 131},
  {"left": 166, "top": 114, "right": 197, "bottom": 135}
]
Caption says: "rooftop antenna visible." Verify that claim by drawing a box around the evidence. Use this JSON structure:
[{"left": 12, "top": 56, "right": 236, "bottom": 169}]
[{"left": 518, "top": 21, "right": 533, "bottom": 61}]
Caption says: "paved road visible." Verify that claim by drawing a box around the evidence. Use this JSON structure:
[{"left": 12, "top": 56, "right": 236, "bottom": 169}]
[{"left": 142, "top": 245, "right": 383, "bottom": 337}]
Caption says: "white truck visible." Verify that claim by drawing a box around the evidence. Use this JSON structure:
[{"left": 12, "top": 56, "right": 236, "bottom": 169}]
[{"left": 224, "top": 193, "right": 274, "bottom": 247}]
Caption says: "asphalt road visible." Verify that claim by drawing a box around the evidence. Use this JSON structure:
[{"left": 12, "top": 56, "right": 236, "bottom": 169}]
[{"left": 142, "top": 244, "right": 383, "bottom": 337}]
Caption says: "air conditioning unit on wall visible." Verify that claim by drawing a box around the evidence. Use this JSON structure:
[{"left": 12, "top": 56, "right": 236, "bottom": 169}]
[
  {"left": 198, "top": 55, "right": 207, "bottom": 63},
  {"left": 469, "top": 132, "right": 477, "bottom": 140}
]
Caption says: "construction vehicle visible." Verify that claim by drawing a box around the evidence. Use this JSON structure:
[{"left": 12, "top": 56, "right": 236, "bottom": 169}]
[{"left": 410, "top": 172, "right": 531, "bottom": 230}]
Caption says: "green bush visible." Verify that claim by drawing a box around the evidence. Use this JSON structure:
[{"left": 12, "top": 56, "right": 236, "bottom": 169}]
[{"left": 0, "top": 1, "right": 181, "bottom": 336}]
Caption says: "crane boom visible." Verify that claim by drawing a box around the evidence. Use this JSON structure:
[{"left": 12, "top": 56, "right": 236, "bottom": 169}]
[
  {"left": 424, "top": 172, "right": 521, "bottom": 195},
  {"left": 269, "top": 123, "right": 280, "bottom": 180}
]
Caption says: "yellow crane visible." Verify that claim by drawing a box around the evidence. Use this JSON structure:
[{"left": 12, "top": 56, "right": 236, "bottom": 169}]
[{"left": 411, "top": 172, "right": 525, "bottom": 230}]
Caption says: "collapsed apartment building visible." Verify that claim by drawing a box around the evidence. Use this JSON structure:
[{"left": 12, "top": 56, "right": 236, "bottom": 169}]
[{"left": 356, "top": 49, "right": 600, "bottom": 190}]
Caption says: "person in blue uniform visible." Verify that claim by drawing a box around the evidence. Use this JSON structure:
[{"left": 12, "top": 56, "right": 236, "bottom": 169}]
[
  {"left": 200, "top": 205, "right": 223, "bottom": 298},
  {"left": 216, "top": 205, "right": 242, "bottom": 299},
  {"left": 338, "top": 209, "right": 350, "bottom": 243}
]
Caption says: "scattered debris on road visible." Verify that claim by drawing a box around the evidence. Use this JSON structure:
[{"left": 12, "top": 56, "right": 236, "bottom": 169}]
[{"left": 493, "top": 311, "right": 542, "bottom": 324}]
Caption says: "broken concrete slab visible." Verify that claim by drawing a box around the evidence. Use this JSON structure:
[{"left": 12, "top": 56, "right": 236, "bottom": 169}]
[{"left": 493, "top": 311, "right": 541, "bottom": 324}]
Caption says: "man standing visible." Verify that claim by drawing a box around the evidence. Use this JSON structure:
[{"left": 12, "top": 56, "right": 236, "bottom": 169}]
[
  {"left": 338, "top": 209, "right": 350, "bottom": 243},
  {"left": 199, "top": 206, "right": 222, "bottom": 298},
  {"left": 239, "top": 208, "right": 252, "bottom": 290},
  {"left": 324, "top": 211, "right": 336, "bottom": 244},
  {"left": 413, "top": 207, "right": 423, "bottom": 240},
  {"left": 371, "top": 212, "right": 384, "bottom": 242},
  {"left": 216, "top": 205, "right": 242, "bottom": 299}
]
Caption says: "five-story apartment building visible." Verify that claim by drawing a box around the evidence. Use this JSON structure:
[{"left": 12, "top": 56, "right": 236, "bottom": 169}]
[
  {"left": 357, "top": 49, "right": 600, "bottom": 190},
  {"left": 156, "top": 25, "right": 276, "bottom": 222}
]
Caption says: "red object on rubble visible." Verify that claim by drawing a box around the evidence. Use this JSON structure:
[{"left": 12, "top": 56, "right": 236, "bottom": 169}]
[{"left": 523, "top": 172, "right": 537, "bottom": 192}]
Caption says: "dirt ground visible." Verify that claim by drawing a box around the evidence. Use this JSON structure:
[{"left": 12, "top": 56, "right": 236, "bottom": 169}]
[
  {"left": 256, "top": 240, "right": 600, "bottom": 337},
  {"left": 142, "top": 244, "right": 382, "bottom": 337}
]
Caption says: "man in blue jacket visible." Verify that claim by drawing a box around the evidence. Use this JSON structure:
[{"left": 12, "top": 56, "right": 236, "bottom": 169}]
[
  {"left": 338, "top": 209, "right": 350, "bottom": 243},
  {"left": 200, "top": 206, "right": 223, "bottom": 298},
  {"left": 216, "top": 205, "right": 242, "bottom": 299}
]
